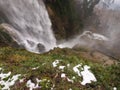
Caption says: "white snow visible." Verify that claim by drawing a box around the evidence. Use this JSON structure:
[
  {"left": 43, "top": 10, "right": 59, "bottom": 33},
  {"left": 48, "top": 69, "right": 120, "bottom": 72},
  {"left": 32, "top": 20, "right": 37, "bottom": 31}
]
[
  {"left": 19, "top": 78, "right": 25, "bottom": 83},
  {"left": 61, "top": 73, "right": 74, "bottom": 83},
  {"left": 26, "top": 80, "right": 36, "bottom": 90},
  {"left": 81, "top": 65, "right": 97, "bottom": 85},
  {"left": 26, "top": 79, "right": 41, "bottom": 90},
  {"left": 0, "top": 68, "right": 21, "bottom": 90},
  {"left": 0, "top": 72, "right": 11, "bottom": 80},
  {"left": 59, "top": 66, "right": 65, "bottom": 71},
  {"left": 32, "top": 66, "right": 39, "bottom": 70},
  {"left": 73, "top": 64, "right": 82, "bottom": 76},
  {"left": 50, "top": 61, "right": 97, "bottom": 85},
  {"left": 0, "top": 58, "right": 98, "bottom": 90},
  {"left": 67, "top": 77, "right": 74, "bottom": 83},
  {"left": 113, "top": 87, "right": 117, "bottom": 90},
  {"left": 36, "top": 78, "right": 41, "bottom": 83},
  {"left": 61, "top": 73, "right": 66, "bottom": 78},
  {"left": 52, "top": 60, "right": 60, "bottom": 67},
  {"left": 36, "top": 78, "right": 42, "bottom": 89},
  {"left": 73, "top": 64, "right": 97, "bottom": 85},
  {"left": 0, "top": 73, "right": 21, "bottom": 90}
]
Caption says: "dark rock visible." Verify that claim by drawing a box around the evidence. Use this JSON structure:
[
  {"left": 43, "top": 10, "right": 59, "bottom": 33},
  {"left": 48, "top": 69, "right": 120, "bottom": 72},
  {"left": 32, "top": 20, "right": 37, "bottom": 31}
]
[
  {"left": 37, "top": 43, "right": 46, "bottom": 53},
  {"left": 27, "top": 40, "right": 35, "bottom": 47},
  {"left": 0, "top": 23, "right": 20, "bottom": 48}
]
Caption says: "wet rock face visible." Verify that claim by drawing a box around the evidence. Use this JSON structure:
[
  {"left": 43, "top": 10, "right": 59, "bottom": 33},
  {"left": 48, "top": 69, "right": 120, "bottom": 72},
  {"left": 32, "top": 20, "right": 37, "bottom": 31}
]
[
  {"left": 72, "top": 31, "right": 109, "bottom": 49},
  {"left": 0, "top": 23, "right": 46, "bottom": 53},
  {"left": 0, "top": 23, "right": 20, "bottom": 48},
  {"left": 37, "top": 43, "right": 46, "bottom": 53},
  {"left": 0, "top": 24, "right": 15, "bottom": 47},
  {"left": 26, "top": 40, "right": 46, "bottom": 53}
]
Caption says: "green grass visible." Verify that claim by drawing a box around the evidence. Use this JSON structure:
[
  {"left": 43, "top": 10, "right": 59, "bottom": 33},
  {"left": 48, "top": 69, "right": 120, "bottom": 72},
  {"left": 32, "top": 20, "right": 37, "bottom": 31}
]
[{"left": 0, "top": 47, "right": 119, "bottom": 90}]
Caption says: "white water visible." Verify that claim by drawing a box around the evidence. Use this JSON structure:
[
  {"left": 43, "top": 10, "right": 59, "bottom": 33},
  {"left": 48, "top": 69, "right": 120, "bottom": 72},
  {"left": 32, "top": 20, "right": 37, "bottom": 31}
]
[
  {"left": 58, "top": 31, "right": 108, "bottom": 49},
  {"left": 0, "top": 0, "right": 110, "bottom": 54},
  {"left": 0, "top": 0, "right": 56, "bottom": 53}
]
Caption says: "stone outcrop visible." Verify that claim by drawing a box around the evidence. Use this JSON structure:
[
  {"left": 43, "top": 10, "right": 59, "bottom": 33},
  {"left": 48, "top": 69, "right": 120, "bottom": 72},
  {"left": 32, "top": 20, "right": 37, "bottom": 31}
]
[{"left": 0, "top": 23, "right": 20, "bottom": 48}]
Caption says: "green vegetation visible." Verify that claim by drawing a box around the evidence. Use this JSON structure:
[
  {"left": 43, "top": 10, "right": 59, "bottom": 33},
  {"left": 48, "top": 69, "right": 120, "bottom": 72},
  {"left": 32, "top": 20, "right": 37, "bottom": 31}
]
[
  {"left": 45, "top": 0, "right": 83, "bottom": 39},
  {"left": 0, "top": 47, "right": 119, "bottom": 90},
  {"left": 45, "top": 0, "right": 100, "bottom": 40},
  {"left": 0, "top": 1, "right": 119, "bottom": 90}
]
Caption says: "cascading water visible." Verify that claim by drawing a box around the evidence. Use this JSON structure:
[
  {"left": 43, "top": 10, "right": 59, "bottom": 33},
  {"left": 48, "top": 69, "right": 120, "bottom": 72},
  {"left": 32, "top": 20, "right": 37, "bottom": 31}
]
[
  {"left": 1, "top": 0, "right": 119, "bottom": 56},
  {"left": 58, "top": 31, "right": 108, "bottom": 49},
  {"left": 0, "top": 0, "right": 56, "bottom": 53}
]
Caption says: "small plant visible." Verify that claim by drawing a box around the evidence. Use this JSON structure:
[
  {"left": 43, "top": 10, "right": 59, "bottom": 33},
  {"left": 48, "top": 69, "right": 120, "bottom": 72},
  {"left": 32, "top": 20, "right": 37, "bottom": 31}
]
[{"left": 40, "top": 78, "right": 53, "bottom": 90}]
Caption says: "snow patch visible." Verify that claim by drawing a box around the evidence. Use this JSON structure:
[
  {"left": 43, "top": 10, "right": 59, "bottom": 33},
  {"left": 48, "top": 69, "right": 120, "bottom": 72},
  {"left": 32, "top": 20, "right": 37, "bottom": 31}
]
[
  {"left": 26, "top": 80, "right": 36, "bottom": 90},
  {"left": 52, "top": 60, "right": 60, "bottom": 67},
  {"left": 0, "top": 68, "right": 21, "bottom": 90},
  {"left": 26, "top": 78, "right": 41, "bottom": 90},
  {"left": 67, "top": 77, "right": 74, "bottom": 83},
  {"left": 52, "top": 60, "right": 97, "bottom": 85},
  {"left": 113, "top": 87, "right": 117, "bottom": 90},
  {"left": 19, "top": 78, "right": 25, "bottom": 83},
  {"left": 0, "top": 72, "right": 21, "bottom": 90},
  {"left": 81, "top": 65, "right": 97, "bottom": 85},
  {"left": 73, "top": 64, "right": 82, "bottom": 76},
  {"left": 32, "top": 66, "right": 39, "bottom": 70},
  {"left": 61, "top": 73, "right": 74, "bottom": 83},
  {"left": 61, "top": 73, "right": 66, "bottom": 78},
  {"left": 59, "top": 66, "right": 65, "bottom": 71},
  {"left": 73, "top": 64, "right": 97, "bottom": 85},
  {"left": 0, "top": 72, "right": 11, "bottom": 80}
]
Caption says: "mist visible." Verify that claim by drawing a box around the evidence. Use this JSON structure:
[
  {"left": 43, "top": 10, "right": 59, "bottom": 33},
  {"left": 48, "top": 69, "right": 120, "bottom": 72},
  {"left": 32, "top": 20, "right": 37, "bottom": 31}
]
[{"left": 57, "top": 0, "right": 120, "bottom": 59}]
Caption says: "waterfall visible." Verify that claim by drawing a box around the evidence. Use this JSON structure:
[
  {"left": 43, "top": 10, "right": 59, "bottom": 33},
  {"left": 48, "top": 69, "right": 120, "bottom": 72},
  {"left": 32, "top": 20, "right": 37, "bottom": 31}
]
[{"left": 0, "top": 0, "right": 56, "bottom": 53}]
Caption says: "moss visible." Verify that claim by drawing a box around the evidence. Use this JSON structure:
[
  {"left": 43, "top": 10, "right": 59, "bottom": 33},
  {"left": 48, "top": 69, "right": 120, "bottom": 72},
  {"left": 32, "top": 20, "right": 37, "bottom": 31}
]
[
  {"left": 0, "top": 29, "right": 13, "bottom": 43},
  {"left": 0, "top": 26, "right": 19, "bottom": 48}
]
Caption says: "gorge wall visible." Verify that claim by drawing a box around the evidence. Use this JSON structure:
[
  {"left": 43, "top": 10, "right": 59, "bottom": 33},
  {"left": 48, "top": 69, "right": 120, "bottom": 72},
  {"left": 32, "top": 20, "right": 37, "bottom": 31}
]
[{"left": 0, "top": 0, "right": 100, "bottom": 53}]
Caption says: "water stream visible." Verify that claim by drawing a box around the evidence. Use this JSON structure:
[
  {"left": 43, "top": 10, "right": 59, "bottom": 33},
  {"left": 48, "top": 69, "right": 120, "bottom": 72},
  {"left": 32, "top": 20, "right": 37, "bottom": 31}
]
[{"left": 0, "top": 0, "right": 56, "bottom": 53}]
